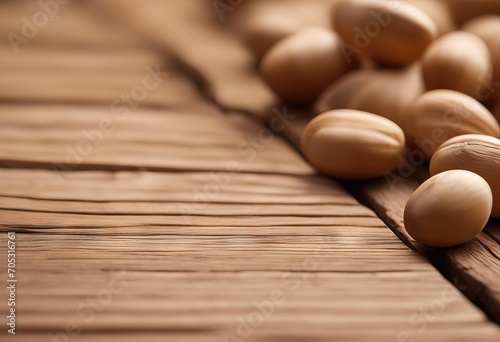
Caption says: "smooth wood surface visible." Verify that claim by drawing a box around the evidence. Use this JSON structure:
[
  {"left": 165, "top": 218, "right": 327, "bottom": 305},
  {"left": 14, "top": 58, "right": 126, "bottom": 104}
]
[{"left": 0, "top": 1, "right": 499, "bottom": 341}]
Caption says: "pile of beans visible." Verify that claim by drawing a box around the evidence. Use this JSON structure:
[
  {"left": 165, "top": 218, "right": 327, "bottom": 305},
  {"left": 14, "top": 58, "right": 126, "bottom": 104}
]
[{"left": 246, "top": 0, "right": 500, "bottom": 248}]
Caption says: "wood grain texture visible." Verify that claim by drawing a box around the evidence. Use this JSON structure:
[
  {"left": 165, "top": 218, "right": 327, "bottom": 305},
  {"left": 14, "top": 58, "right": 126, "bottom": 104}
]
[
  {"left": 0, "top": 0, "right": 143, "bottom": 49},
  {"left": 0, "top": 1, "right": 499, "bottom": 341},
  {"left": 100, "top": 0, "right": 500, "bottom": 326},
  {"left": 85, "top": 0, "right": 278, "bottom": 116},
  {"left": 1, "top": 168, "right": 498, "bottom": 341},
  {"left": 0, "top": 45, "right": 201, "bottom": 108},
  {"left": 348, "top": 175, "right": 500, "bottom": 322},
  {"left": 0, "top": 104, "right": 311, "bottom": 175},
  {"left": 1, "top": 266, "right": 498, "bottom": 341}
]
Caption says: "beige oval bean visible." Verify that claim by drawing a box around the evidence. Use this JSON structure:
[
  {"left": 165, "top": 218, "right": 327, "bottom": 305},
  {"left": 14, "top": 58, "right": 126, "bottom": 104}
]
[
  {"left": 242, "top": 14, "right": 301, "bottom": 60},
  {"left": 333, "top": 0, "right": 438, "bottom": 65},
  {"left": 237, "top": 1, "right": 331, "bottom": 59},
  {"left": 405, "top": 90, "right": 500, "bottom": 159},
  {"left": 404, "top": 170, "right": 492, "bottom": 247},
  {"left": 422, "top": 31, "right": 493, "bottom": 99},
  {"left": 315, "top": 64, "right": 424, "bottom": 128},
  {"left": 260, "top": 27, "right": 355, "bottom": 103},
  {"left": 445, "top": 0, "right": 500, "bottom": 25},
  {"left": 408, "top": 0, "right": 455, "bottom": 36},
  {"left": 462, "top": 15, "right": 500, "bottom": 102},
  {"left": 314, "top": 69, "right": 376, "bottom": 113},
  {"left": 430, "top": 134, "right": 500, "bottom": 217},
  {"left": 301, "top": 109, "right": 405, "bottom": 179}
]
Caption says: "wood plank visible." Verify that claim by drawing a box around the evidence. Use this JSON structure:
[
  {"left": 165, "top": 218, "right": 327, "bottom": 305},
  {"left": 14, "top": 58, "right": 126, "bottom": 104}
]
[
  {"left": 0, "top": 46, "right": 201, "bottom": 108},
  {"left": 1, "top": 267, "right": 497, "bottom": 341},
  {"left": 0, "top": 104, "right": 312, "bottom": 175},
  {"left": 0, "top": 169, "right": 351, "bottom": 203},
  {"left": 0, "top": 232, "right": 425, "bottom": 273}
]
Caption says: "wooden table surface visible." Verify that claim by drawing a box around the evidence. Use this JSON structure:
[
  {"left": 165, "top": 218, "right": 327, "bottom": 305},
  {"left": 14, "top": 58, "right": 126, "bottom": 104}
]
[{"left": 0, "top": 1, "right": 499, "bottom": 341}]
